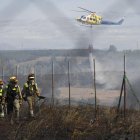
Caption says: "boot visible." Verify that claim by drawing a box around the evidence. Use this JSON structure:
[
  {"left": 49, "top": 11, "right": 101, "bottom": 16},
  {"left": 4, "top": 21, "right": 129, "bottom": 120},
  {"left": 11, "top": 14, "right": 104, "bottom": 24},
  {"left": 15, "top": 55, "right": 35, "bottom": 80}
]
[
  {"left": 8, "top": 113, "right": 14, "bottom": 125},
  {"left": 0, "top": 112, "right": 4, "bottom": 118},
  {"left": 10, "top": 118, "right": 14, "bottom": 125},
  {"left": 15, "top": 117, "right": 19, "bottom": 124},
  {"left": 29, "top": 110, "right": 35, "bottom": 120}
]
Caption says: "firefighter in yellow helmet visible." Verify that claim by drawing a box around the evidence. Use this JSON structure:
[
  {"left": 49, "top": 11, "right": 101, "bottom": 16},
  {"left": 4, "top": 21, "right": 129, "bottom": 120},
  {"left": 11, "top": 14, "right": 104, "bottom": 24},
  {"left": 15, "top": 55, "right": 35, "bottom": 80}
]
[
  {"left": 21, "top": 73, "right": 40, "bottom": 118},
  {"left": 2, "top": 76, "right": 22, "bottom": 123},
  {"left": 0, "top": 79, "right": 5, "bottom": 118}
]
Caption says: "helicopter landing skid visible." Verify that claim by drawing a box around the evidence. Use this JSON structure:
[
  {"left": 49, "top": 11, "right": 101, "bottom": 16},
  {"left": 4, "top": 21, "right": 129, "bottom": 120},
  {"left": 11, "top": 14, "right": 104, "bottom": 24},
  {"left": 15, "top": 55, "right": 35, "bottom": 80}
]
[{"left": 79, "top": 24, "right": 92, "bottom": 28}]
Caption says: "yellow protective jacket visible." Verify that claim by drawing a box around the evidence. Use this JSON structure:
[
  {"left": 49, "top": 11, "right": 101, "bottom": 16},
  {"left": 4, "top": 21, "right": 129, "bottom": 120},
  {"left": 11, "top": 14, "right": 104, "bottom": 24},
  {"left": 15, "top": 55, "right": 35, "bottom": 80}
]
[
  {"left": 0, "top": 88, "right": 4, "bottom": 101},
  {"left": 2, "top": 85, "right": 22, "bottom": 104},
  {"left": 21, "top": 81, "right": 40, "bottom": 97}
]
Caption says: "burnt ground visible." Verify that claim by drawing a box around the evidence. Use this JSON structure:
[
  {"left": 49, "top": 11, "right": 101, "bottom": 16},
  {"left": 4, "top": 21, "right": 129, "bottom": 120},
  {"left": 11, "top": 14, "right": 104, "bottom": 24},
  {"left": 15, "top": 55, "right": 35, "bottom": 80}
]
[{"left": 0, "top": 103, "right": 140, "bottom": 140}]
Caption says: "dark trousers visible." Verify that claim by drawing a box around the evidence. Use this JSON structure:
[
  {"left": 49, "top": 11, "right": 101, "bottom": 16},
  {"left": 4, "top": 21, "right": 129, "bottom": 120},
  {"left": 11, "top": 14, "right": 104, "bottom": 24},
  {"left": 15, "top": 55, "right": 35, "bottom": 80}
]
[
  {"left": 7, "top": 103, "right": 13, "bottom": 115},
  {"left": 7, "top": 99, "right": 20, "bottom": 119}
]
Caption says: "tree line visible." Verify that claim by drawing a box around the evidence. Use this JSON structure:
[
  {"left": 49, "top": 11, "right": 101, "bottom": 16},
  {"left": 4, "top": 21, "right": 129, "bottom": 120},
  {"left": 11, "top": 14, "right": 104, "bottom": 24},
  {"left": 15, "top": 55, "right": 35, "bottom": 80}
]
[{"left": 0, "top": 48, "right": 140, "bottom": 96}]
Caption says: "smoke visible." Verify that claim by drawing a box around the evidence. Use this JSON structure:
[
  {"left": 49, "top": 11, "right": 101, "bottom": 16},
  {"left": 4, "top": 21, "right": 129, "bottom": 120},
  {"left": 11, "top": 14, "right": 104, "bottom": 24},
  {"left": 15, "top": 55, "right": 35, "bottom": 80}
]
[
  {"left": 112, "top": 72, "right": 140, "bottom": 109},
  {"left": 89, "top": 53, "right": 123, "bottom": 90},
  {"left": 89, "top": 52, "right": 140, "bottom": 107},
  {"left": 125, "top": 72, "right": 140, "bottom": 108}
]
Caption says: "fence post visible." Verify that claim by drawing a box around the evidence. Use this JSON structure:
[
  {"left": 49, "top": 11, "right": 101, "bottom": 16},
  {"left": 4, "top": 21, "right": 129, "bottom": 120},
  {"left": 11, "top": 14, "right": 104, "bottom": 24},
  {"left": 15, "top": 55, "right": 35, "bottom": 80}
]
[
  {"left": 115, "top": 78, "right": 124, "bottom": 122},
  {"left": 34, "top": 65, "right": 36, "bottom": 79},
  {"left": 34, "top": 65, "right": 37, "bottom": 109},
  {"left": 52, "top": 62, "right": 54, "bottom": 109},
  {"left": 97, "top": 105, "right": 100, "bottom": 125},
  {"left": 124, "top": 55, "right": 126, "bottom": 121},
  {"left": 133, "top": 129, "right": 136, "bottom": 140},
  {"left": 94, "top": 59, "right": 97, "bottom": 123},
  {"left": 68, "top": 60, "right": 71, "bottom": 111},
  {"left": 16, "top": 65, "right": 18, "bottom": 78},
  {"left": 2, "top": 67, "right": 4, "bottom": 81},
  {"left": 35, "top": 64, "right": 41, "bottom": 117}
]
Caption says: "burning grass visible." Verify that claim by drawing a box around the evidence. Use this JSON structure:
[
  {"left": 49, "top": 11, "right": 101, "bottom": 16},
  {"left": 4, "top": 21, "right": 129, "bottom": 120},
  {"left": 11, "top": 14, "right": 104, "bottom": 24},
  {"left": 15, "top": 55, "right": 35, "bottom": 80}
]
[{"left": 1, "top": 102, "right": 140, "bottom": 140}]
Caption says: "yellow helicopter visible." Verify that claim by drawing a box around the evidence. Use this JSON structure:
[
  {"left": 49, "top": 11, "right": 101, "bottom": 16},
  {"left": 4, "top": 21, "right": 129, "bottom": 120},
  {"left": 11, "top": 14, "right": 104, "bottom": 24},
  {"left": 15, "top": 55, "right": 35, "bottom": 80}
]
[{"left": 75, "top": 7, "right": 125, "bottom": 28}]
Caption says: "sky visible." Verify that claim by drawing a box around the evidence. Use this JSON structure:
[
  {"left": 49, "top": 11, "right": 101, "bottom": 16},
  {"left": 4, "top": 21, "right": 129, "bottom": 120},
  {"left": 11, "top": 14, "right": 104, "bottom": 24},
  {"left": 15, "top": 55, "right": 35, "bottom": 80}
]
[{"left": 0, "top": 0, "right": 140, "bottom": 51}]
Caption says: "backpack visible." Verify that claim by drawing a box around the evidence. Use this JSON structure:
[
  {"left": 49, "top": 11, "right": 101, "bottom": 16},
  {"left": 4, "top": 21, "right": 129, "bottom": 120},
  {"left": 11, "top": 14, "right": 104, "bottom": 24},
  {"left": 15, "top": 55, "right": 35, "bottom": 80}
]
[
  {"left": 26, "top": 81, "right": 36, "bottom": 96},
  {"left": 7, "top": 85, "right": 19, "bottom": 103}
]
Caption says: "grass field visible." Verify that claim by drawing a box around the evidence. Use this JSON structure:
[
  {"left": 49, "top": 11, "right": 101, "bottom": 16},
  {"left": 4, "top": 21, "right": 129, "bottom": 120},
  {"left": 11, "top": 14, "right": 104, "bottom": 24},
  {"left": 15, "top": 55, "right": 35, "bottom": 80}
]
[
  {"left": 18, "top": 56, "right": 88, "bottom": 65},
  {"left": 58, "top": 87, "right": 120, "bottom": 106}
]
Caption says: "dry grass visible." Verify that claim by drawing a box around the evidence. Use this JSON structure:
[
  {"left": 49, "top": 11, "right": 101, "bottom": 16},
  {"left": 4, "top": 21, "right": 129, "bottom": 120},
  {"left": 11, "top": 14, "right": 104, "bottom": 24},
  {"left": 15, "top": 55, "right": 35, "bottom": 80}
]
[
  {"left": 59, "top": 87, "right": 120, "bottom": 105},
  {"left": 18, "top": 56, "right": 88, "bottom": 66},
  {"left": 0, "top": 102, "right": 140, "bottom": 140}
]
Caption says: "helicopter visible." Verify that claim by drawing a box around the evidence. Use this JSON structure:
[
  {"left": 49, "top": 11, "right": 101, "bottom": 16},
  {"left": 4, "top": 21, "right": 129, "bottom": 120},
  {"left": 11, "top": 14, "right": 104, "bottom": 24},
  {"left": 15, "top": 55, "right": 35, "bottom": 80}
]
[{"left": 75, "top": 7, "right": 125, "bottom": 28}]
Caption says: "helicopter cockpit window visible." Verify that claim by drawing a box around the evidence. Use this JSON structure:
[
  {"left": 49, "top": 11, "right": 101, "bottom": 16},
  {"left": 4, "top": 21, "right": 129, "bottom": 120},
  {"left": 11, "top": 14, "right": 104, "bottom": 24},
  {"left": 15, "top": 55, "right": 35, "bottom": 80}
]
[
  {"left": 81, "top": 15, "right": 84, "bottom": 18},
  {"left": 83, "top": 16, "right": 86, "bottom": 19}
]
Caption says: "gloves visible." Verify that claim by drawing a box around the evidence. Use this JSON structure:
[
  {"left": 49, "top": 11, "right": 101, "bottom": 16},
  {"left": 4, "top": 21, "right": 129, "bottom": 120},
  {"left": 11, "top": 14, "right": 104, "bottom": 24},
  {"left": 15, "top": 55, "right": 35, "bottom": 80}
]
[
  {"left": 2, "top": 100, "right": 5, "bottom": 104},
  {"left": 36, "top": 92, "right": 41, "bottom": 100},
  {"left": 19, "top": 99, "right": 22, "bottom": 105},
  {"left": 36, "top": 92, "right": 40, "bottom": 97},
  {"left": 38, "top": 96, "right": 41, "bottom": 100}
]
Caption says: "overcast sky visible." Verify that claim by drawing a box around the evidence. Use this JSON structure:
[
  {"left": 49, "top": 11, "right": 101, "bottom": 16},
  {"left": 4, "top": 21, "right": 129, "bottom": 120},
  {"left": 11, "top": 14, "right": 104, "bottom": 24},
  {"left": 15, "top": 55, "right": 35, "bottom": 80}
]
[{"left": 0, "top": 0, "right": 139, "bottom": 51}]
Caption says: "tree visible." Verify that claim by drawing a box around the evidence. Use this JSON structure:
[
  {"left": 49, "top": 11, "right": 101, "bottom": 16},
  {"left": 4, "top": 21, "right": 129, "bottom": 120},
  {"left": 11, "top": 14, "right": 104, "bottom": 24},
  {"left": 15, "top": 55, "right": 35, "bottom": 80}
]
[
  {"left": 61, "top": 65, "right": 66, "bottom": 74},
  {"left": 109, "top": 45, "right": 117, "bottom": 52},
  {"left": 50, "top": 55, "right": 57, "bottom": 64},
  {"left": 63, "top": 57, "right": 68, "bottom": 66}
]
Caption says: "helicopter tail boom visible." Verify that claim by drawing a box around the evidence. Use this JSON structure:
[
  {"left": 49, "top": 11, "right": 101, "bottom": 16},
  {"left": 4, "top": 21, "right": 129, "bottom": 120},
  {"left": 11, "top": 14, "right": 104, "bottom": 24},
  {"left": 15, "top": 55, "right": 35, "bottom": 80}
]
[{"left": 101, "top": 16, "right": 125, "bottom": 25}]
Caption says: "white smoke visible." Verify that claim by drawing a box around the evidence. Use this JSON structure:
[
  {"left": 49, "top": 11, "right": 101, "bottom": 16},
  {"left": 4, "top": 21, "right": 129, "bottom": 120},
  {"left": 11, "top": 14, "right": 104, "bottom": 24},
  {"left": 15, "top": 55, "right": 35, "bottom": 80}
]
[
  {"left": 89, "top": 53, "right": 123, "bottom": 90},
  {"left": 89, "top": 52, "right": 140, "bottom": 108}
]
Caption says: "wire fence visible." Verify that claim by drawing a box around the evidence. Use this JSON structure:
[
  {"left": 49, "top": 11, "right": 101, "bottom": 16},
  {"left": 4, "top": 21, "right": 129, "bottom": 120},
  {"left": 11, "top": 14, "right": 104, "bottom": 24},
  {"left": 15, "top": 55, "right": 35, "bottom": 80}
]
[
  {"left": 1, "top": 69, "right": 140, "bottom": 139},
  {"left": 1, "top": 69, "right": 140, "bottom": 109}
]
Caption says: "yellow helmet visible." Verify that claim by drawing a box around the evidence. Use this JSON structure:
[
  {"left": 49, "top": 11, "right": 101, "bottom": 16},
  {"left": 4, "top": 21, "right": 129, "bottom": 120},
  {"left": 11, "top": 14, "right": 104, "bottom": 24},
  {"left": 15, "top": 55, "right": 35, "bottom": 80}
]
[
  {"left": 28, "top": 73, "right": 35, "bottom": 80},
  {"left": 0, "top": 79, "right": 4, "bottom": 85},
  {"left": 10, "top": 76, "right": 18, "bottom": 83}
]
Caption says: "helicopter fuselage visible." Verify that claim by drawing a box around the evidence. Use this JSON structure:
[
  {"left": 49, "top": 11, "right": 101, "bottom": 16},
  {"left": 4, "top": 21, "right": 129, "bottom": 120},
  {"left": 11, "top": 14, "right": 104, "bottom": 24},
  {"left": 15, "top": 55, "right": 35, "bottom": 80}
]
[
  {"left": 76, "top": 14, "right": 102, "bottom": 25},
  {"left": 76, "top": 13, "right": 124, "bottom": 26}
]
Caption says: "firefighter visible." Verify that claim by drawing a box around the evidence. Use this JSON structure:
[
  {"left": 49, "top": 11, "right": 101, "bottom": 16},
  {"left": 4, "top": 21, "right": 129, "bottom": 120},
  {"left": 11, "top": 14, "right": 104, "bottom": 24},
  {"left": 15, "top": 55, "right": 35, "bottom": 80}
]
[
  {"left": 2, "top": 76, "right": 22, "bottom": 123},
  {"left": 21, "top": 73, "right": 41, "bottom": 118},
  {"left": 0, "top": 79, "right": 4, "bottom": 118}
]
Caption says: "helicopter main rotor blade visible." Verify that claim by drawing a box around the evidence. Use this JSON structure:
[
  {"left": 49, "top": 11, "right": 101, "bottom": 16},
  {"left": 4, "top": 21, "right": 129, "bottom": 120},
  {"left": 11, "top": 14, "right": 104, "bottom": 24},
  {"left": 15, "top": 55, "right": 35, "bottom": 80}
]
[
  {"left": 101, "top": 0, "right": 136, "bottom": 18},
  {"left": 71, "top": 9, "right": 111, "bottom": 14},
  {"left": 71, "top": 10, "right": 90, "bottom": 13},
  {"left": 78, "top": 7, "right": 96, "bottom": 13}
]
